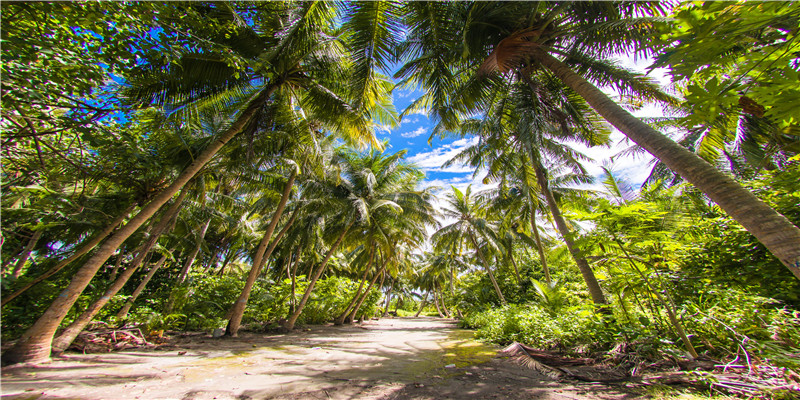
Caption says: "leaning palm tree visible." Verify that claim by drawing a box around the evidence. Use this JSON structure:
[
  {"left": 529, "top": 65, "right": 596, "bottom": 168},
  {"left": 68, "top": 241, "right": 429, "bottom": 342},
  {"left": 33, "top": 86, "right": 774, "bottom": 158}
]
[
  {"left": 4, "top": 2, "right": 379, "bottom": 365},
  {"left": 398, "top": 1, "right": 800, "bottom": 280},
  {"left": 285, "top": 147, "right": 435, "bottom": 329}
]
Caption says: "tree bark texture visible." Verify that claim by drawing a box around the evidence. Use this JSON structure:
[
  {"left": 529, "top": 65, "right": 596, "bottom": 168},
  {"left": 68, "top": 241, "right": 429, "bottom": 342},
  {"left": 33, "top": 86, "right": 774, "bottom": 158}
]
[
  {"left": 50, "top": 189, "right": 189, "bottom": 354},
  {"left": 533, "top": 161, "right": 608, "bottom": 306},
  {"left": 10, "top": 230, "right": 42, "bottom": 279},
  {"left": 284, "top": 224, "right": 350, "bottom": 330},
  {"left": 226, "top": 169, "right": 296, "bottom": 336}
]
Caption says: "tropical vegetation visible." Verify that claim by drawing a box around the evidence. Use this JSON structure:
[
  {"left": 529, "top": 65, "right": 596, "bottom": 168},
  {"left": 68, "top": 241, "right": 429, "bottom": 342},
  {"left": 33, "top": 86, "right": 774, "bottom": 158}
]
[{"left": 2, "top": 3, "right": 798, "bottom": 397}]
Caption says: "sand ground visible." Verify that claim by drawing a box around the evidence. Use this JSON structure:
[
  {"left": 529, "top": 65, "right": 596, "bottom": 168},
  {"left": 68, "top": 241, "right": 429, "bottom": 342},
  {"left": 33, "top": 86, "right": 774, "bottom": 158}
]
[{"left": 1, "top": 318, "right": 639, "bottom": 400}]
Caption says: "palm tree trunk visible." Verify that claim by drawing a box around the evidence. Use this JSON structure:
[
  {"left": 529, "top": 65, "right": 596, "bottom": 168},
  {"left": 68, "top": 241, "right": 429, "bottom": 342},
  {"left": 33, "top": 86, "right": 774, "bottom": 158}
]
[
  {"left": 108, "top": 247, "right": 126, "bottom": 282},
  {"left": 469, "top": 231, "right": 507, "bottom": 305},
  {"left": 347, "top": 260, "right": 388, "bottom": 323},
  {"left": 161, "top": 216, "right": 212, "bottom": 316},
  {"left": 507, "top": 242, "right": 521, "bottom": 284},
  {"left": 433, "top": 290, "right": 445, "bottom": 317},
  {"left": 382, "top": 279, "right": 395, "bottom": 317},
  {"left": 115, "top": 251, "right": 172, "bottom": 320},
  {"left": 414, "top": 292, "right": 429, "bottom": 317},
  {"left": 532, "top": 161, "right": 608, "bottom": 306},
  {"left": 10, "top": 230, "right": 42, "bottom": 279},
  {"left": 226, "top": 170, "right": 296, "bottom": 336},
  {"left": 50, "top": 189, "right": 189, "bottom": 354},
  {"left": 289, "top": 247, "right": 301, "bottom": 314},
  {"left": 529, "top": 208, "right": 552, "bottom": 284},
  {"left": 284, "top": 224, "right": 351, "bottom": 330},
  {"left": 335, "top": 246, "right": 374, "bottom": 325},
  {"left": 534, "top": 49, "right": 800, "bottom": 280},
  {"left": 3, "top": 88, "right": 272, "bottom": 365},
  {"left": 176, "top": 218, "right": 212, "bottom": 285},
  {"left": 439, "top": 288, "right": 451, "bottom": 317}
]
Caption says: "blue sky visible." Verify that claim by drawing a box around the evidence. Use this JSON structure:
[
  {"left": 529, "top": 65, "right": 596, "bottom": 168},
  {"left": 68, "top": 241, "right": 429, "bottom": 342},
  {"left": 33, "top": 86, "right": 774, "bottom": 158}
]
[{"left": 382, "top": 55, "right": 672, "bottom": 199}]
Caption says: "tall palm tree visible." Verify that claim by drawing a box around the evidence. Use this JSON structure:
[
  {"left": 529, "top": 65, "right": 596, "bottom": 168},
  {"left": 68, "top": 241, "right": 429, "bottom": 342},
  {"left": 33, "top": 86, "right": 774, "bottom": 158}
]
[
  {"left": 433, "top": 186, "right": 507, "bottom": 305},
  {"left": 399, "top": 1, "right": 800, "bottom": 280},
  {"left": 4, "top": 2, "right": 378, "bottom": 365},
  {"left": 285, "top": 147, "right": 435, "bottom": 329}
]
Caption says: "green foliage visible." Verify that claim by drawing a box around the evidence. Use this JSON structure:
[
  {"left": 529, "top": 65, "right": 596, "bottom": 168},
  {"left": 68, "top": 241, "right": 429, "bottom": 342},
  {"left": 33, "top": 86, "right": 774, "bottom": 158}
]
[{"left": 461, "top": 304, "right": 603, "bottom": 350}]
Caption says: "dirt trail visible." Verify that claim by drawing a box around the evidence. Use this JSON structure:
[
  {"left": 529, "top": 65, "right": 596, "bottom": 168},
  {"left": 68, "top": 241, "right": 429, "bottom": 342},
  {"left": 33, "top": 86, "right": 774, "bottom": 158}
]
[{"left": 1, "top": 318, "right": 636, "bottom": 399}]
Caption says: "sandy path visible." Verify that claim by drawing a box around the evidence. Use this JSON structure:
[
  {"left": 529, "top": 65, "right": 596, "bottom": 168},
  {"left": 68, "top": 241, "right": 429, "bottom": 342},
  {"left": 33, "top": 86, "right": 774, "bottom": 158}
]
[{"left": 1, "top": 318, "right": 635, "bottom": 400}]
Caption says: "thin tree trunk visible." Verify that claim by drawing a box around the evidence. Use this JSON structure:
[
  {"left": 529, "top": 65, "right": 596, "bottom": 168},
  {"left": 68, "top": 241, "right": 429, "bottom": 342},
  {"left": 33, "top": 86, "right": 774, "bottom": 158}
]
[
  {"left": 613, "top": 238, "right": 698, "bottom": 359},
  {"left": 218, "top": 250, "right": 234, "bottom": 276},
  {"left": 414, "top": 292, "right": 429, "bottom": 317},
  {"left": 50, "top": 189, "right": 189, "bottom": 354},
  {"left": 469, "top": 231, "right": 507, "bottom": 305},
  {"left": 439, "top": 288, "right": 451, "bottom": 318},
  {"left": 507, "top": 242, "right": 521, "bottom": 284},
  {"left": 529, "top": 208, "right": 552, "bottom": 284},
  {"left": 226, "top": 170, "right": 296, "bottom": 336},
  {"left": 433, "top": 290, "right": 445, "bottom": 318},
  {"left": 162, "top": 215, "right": 211, "bottom": 322},
  {"left": 289, "top": 247, "right": 301, "bottom": 314},
  {"left": 535, "top": 49, "right": 800, "bottom": 280},
  {"left": 284, "top": 224, "right": 350, "bottom": 330},
  {"left": 347, "top": 260, "right": 387, "bottom": 323},
  {"left": 382, "top": 279, "right": 395, "bottom": 317},
  {"left": 11, "top": 230, "right": 42, "bottom": 279},
  {"left": 115, "top": 251, "right": 172, "bottom": 320},
  {"left": 4, "top": 88, "right": 272, "bottom": 365},
  {"left": 176, "top": 218, "right": 212, "bottom": 285},
  {"left": 203, "top": 248, "right": 220, "bottom": 274},
  {"left": 335, "top": 246, "right": 374, "bottom": 325},
  {"left": 532, "top": 161, "right": 607, "bottom": 306},
  {"left": 108, "top": 247, "right": 126, "bottom": 282}
]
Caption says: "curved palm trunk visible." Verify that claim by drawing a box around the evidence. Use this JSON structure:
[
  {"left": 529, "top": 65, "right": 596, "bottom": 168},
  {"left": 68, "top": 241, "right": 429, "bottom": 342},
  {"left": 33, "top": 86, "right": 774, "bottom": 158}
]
[
  {"left": 176, "top": 218, "right": 212, "bottom": 285},
  {"left": 529, "top": 208, "right": 552, "bottom": 284},
  {"left": 50, "top": 189, "right": 189, "bottom": 354},
  {"left": 438, "top": 288, "right": 451, "bottom": 317},
  {"left": 382, "top": 279, "right": 395, "bottom": 317},
  {"left": 226, "top": 170, "right": 296, "bottom": 336},
  {"left": 115, "top": 251, "right": 172, "bottom": 320},
  {"left": 289, "top": 247, "right": 301, "bottom": 314},
  {"left": 507, "top": 242, "right": 521, "bottom": 284},
  {"left": 469, "top": 231, "right": 507, "bottom": 305},
  {"left": 108, "top": 247, "right": 127, "bottom": 282},
  {"left": 284, "top": 224, "right": 351, "bottom": 330},
  {"left": 162, "top": 217, "right": 212, "bottom": 315},
  {"left": 10, "top": 230, "right": 42, "bottom": 279},
  {"left": 347, "top": 260, "right": 388, "bottom": 323},
  {"left": 3, "top": 88, "right": 272, "bottom": 365},
  {"left": 414, "top": 292, "right": 429, "bottom": 317},
  {"left": 432, "top": 290, "right": 445, "bottom": 317},
  {"left": 335, "top": 247, "right": 374, "bottom": 325},
  {"left": 2, "top": 204, "right": 137, "bottom": 307},
  {"left": 532, "top": 162, "right": 608, "bottom": 306},
  {"left": 534, "top": 49, "right": 800, "bottom": 280}
]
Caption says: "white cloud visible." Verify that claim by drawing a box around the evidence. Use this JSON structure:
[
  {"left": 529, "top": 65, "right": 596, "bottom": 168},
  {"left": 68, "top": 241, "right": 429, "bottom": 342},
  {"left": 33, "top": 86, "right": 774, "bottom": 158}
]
[
  {"left": 401, "top": 126, "right": 427, "bottom": 138},
  {"left": 406, "top": 137, "right": 479, "bottom": 173},
  {"left": 395, "top": 89, "right": 414, "bottom": 99}
]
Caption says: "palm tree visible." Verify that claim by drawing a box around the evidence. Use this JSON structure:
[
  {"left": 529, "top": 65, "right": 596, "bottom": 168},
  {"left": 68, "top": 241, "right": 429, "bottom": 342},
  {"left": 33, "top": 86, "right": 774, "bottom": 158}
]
[
  {"left": 4, "top": 2, "right": 378, "bottom": 365},
  {"left": 433, "top": 186, "right": 507, "bottom": 305},
  {"left": 399, "top": 1, "right": 800, "bottom": 280},
  {"left": 285, "top": 147, "right": 435, "bottom": 329}
]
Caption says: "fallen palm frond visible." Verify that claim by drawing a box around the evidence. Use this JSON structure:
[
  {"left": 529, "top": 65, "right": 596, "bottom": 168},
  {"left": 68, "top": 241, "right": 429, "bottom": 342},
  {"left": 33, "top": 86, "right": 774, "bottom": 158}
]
[
  {"left": 501, "top": 341, "right": 800, "bottom": 397},
  {"left": 501, "top": 342, "right": 628, "bottom": 382}
]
